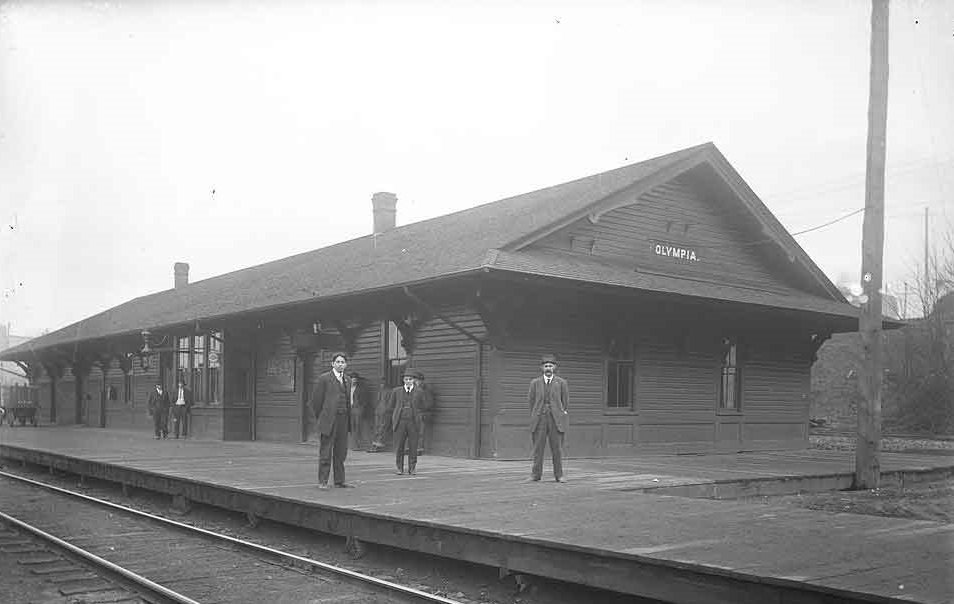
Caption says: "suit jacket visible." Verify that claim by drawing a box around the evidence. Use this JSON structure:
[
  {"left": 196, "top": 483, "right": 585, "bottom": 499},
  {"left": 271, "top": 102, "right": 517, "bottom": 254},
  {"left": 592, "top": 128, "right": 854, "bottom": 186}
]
[
  {"left": 528, "top": 375, "right": 569, "bottom": 433},
  {"left": 173, "top": 386, "right": 194, "bottom": 410},
  {"left": 309, "top": 371, "right": 351, "bottom": 436},
  {"left": 390, "top": 386, "right": 426, "bottom": 429},
  {"left": 349, "top": 381, "right": 371, "bottom": 420},
  {"left": 147, "top": 389, "right": 171, "bottom": 415}
]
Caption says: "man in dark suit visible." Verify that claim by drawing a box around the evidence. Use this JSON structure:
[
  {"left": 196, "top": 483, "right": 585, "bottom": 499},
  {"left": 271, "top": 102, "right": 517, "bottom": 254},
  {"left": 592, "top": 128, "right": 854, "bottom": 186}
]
[
  {"left": 412, "top": 372, "right": 434, "bottom": 455},
  {"left": 347, "top": 372, "right": 371, "bottom": 451},
  {"left": 368, "top": 376, "right": 393, "bottom": 452},
  {"left": 147, "top": 382, "right": 171, "bottom": 439},
  {"left": 171, "top": 378, "right": 194, "bottom": 438},
  {"left": 391, "top": 368, "right": 426, "bottom": 475},
  {"left": 308, "top": 352, "right": 353, "bottom": 489},
  {"left": 527, "top": 354, "right": 569, "bottom": 482}
]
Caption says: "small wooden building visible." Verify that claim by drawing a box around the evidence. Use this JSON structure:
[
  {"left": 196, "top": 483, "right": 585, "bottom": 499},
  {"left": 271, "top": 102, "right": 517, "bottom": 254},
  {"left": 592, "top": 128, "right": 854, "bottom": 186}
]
[{"left": 2, "top": 143, "right": 872, "bottom": 458}]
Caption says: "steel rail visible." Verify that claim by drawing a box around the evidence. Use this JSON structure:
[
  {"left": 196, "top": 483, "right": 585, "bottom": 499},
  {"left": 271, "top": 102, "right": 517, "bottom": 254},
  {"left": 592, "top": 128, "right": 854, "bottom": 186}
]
[
  {"left": 0, "top": 469, "right": 466, "bottom": 604},
  {"left": 0, "top": 509, "right": 201, "bottom": 604}
]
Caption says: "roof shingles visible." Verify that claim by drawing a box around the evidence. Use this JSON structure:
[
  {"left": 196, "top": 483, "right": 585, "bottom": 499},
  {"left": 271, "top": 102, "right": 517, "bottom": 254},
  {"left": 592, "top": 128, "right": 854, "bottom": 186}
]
[{"left": 4, "top": 143, "right": 852, "bottom": 358}]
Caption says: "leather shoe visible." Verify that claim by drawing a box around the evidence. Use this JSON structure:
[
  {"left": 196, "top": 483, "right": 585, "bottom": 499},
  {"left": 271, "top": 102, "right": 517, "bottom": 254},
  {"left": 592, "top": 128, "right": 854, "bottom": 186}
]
[
  {"left": 524, "top": 477, "right": 541, "bottom": 483},
  {"left": 334, "top": 483, "right": 354, "bottom": 488},
  {"left": 555, "top": 476, "right": 567, "bottom": 483},
  {"left": 317, "top": 483, "right": 331, "bottom": 490},
  {"left": 395, "top": 469, "right": 404, "bottom": 475},
  {"left": 408, "top": 469, "right": 416, "bottom": 475}
]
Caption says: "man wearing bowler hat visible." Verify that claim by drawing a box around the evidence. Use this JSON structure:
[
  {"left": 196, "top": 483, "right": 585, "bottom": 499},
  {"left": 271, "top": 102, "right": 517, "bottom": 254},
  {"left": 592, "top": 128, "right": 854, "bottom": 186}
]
[
  {"left": 391, "top": 367, "right": 426, "bottom": 475},
  {"left": 527, "top": 354, "right": 569, "bottom": 482}
]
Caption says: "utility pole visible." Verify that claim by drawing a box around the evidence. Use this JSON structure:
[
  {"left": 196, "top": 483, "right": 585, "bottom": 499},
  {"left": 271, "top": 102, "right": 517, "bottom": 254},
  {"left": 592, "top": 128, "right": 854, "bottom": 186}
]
[
  {"left": 856, "top": 0, "right": 889, "bottom": 490},
  {"left": 924, "top": 207, "right": 930, "bottom": 297}
]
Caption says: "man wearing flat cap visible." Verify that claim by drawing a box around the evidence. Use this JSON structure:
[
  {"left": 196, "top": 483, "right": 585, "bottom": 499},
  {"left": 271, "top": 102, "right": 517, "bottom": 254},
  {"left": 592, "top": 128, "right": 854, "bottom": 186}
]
[
  {"left": 391, "top": 368, "right": 427, "bottom": 475},
  {"left": 527, "top": 354, "right": 569, "bottom": 482}
]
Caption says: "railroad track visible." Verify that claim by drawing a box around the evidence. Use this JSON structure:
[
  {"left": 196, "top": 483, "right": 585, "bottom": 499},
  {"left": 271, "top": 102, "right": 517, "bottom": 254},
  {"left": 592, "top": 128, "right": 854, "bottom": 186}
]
[{"left": 0, "top": 470, "right": 467, "bottom": 604}]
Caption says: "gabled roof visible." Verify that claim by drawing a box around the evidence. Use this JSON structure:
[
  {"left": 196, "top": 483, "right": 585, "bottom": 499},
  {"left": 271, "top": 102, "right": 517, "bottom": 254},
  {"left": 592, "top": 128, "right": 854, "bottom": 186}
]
[{"left": 2, "top": 142, "right": 854, "bottom": 361}]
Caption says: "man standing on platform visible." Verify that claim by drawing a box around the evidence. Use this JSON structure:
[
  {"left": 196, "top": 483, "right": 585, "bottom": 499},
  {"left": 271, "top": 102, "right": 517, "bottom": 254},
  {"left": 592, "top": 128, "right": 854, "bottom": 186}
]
[
  {"left": 412, "top": 371, "right": 434, "bottom": 456},
  {"left": 308, "top": 352, "right": 353, "bottom": 489},
  {"left": 347, "top": 372, "right": 371, "bottom": 451},
  {"left": 391, "top": 368, "right": 426, "bottom": 475},
  {"left": 171, "top": 378, "right": 193, "bottom": 439},
  {"left": 527, "top": 355, "right": 568, "bottom": 482},
  {"left": 368, "top": 376, "right": 393, "bottom": 452},
  {"left": 147, "top": 382, "right": 171, "bottom": 439}
]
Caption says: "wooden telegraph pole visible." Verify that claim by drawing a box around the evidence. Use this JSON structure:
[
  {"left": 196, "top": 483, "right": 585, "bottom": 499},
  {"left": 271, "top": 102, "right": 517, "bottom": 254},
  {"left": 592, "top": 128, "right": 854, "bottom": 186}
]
[{"left": 856, "top": 0, "right": 890, "bottom": 489}]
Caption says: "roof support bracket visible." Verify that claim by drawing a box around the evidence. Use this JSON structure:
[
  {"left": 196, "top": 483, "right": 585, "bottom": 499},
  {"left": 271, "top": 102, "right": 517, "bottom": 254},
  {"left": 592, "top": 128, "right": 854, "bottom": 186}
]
[
  {"left": 472, "top": 288, "right": 529, "bottom": 350},
  {"left": 331, "top": 320, "right": 364, "bottom": 358},
  {"left": 403, "top": 286, "right": 484, "bottom": 346},
  {"left": 14, "top": 361, "right": 34, "bottom": 381},
  {"left": 809, "top": 332, "right": 832, "bottom": 363}
]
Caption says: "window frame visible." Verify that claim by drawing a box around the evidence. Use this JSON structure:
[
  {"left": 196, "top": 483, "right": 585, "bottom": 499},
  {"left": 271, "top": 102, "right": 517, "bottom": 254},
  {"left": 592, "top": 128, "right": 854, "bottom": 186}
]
[
  {"left": 604, "top": 342, "right": 637, "bottom": 414},
  {"left": 718, "top": 336, "right": 743, "bottom": 414},
  {"left": 123, "top": 371, "right": 133, "bottom": 405},
  {"left": 176, "top": 331, "right": 224, "bottom": 405},
  {"left": 385, "top": 320, "right": 409, "bottom": 388}
]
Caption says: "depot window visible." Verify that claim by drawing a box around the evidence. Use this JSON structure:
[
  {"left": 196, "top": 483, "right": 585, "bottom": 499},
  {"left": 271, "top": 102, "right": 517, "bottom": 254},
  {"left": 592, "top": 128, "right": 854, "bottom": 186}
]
[
  {"left": 385, "top": 320, "right": 408, "bottom": 387},
  {"left": 606, "top": 358, "right": 635, "bottom": 410},
  {"left": 176, "top": 331, "right": 223, "bottom": 404},
  {"left": 719, "top": 336, "right": 742, "bottom": 411}
]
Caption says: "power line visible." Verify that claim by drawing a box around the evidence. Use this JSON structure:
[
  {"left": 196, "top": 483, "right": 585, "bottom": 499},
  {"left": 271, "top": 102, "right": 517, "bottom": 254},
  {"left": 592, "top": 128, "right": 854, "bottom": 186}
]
[{"left": 791, "top": 207, "right": 865, "bottom": 236}]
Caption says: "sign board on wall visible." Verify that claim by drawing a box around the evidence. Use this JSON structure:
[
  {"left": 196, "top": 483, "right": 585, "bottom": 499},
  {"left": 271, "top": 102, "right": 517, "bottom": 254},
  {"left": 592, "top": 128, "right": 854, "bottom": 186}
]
[
  {"left": 265, "top": 357, "right": 296, "bottom": 392},
  {"left": 650, "top": 240, "right": 701, "bottom": 264}
]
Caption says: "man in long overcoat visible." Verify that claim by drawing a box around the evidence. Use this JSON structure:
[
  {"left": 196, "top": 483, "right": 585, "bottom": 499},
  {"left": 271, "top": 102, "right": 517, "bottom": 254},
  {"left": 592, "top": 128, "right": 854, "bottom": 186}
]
[
  {"left": 368, "top": 376, "right": 393, "bottom": 452},
  {"left": 347, "top": 372, "right": 371, "bottom": 451},
  {"left": 308, "top": 352, "right": 352, "bottom": 488},
  {"left": 147, "top": 382, "right": 171, "bottom": 439},
  {"left": 391, "top": 368, "right": 427, "bottom": 475},
  {"left": 527, "top": 354, "right": 569, "bottom": 482}
]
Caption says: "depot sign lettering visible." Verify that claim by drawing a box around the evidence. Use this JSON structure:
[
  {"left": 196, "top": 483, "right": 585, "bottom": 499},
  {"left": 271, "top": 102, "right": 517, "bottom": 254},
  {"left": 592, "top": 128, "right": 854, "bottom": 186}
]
[{"left": 652, "top": 242, "right": 700, "bottom": 263}]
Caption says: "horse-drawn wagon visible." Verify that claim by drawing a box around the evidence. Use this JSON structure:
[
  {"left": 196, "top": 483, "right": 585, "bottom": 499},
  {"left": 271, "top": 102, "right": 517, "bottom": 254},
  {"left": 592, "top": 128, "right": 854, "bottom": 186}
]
[
  {"left": 6, "top": 401, "right": 38, "bottom": 426},
  {"left": 1, "top": 384, "right": 39, "bottom": 427}
]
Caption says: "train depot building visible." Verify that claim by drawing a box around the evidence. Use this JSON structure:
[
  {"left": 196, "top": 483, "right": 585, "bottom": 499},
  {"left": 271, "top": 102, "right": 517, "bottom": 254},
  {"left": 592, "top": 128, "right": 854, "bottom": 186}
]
[{"left": 2, "top": 143, "right": 871, "bottom": 459}]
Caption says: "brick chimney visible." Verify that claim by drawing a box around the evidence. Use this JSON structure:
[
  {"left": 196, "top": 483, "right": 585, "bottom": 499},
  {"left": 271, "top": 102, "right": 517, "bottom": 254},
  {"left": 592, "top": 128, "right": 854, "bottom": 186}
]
[
  {"left": 371, "top": 192, "right": 397, "bottom": 234},
  {"left": 174, "top": 262, "right": 190, "bottom": 289}
]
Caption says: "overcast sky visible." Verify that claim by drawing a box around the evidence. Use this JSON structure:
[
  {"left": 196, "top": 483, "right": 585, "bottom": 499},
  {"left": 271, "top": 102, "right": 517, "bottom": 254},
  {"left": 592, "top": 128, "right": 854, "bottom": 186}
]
[{"left": 1, "top": 0, "right": 952, "bottom": 336}]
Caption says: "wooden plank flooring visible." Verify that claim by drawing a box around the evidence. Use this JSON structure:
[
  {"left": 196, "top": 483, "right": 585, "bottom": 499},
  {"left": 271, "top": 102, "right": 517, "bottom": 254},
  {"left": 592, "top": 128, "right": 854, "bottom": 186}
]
[{"left": 1, "top": 426, "right": 951, "bottom": 603}]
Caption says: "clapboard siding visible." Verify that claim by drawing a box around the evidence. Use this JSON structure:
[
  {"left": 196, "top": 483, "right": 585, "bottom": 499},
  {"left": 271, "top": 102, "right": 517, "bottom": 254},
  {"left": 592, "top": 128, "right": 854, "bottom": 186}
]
[
  {"left": 346, "top": 323, "right": 384, "bottom": 446},
  {"left": 255, "top": 332, "right": 301, "bottom": 442},
  {"left": 34, "top": 372, "right": 53, "bottom": 424},
  {"left": 86, "top": 373, "right": 102, "bottom": 427},
  {"left": 410, "top": 307, "right": 485, "bottom": 457},
  {"left": 103, "top": 360, "right": 142, "bottom": 430},
  {"left": 534, "top": 176, "right": 800, "bottom": 295},
  {"left": 488, "top": 324, "right": 605, "bottom": 458},
  {"left": 481, "top": 305, "right": 816, "bottom": 457},
  {"left": 348, "top": 322, "right": 383, "bottom": 390},
  {"left": 55, "top": 367, "right": 76, "bottom": 425},
  {"left": 738, "top": 336, "right": 812, "bottom": 448}
]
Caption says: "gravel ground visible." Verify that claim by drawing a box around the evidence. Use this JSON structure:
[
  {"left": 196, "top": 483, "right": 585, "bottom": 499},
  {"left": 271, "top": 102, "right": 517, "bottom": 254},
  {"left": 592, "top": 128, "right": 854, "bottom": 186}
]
[
  {"left": 0, "top": 464, "right": 660, "bottom": 604},
  {"left": 810, "top": 433, "right": 954, "bottom": 452},
  {"left": 754, "top": 434, "right": 954, "bottom": 523}
]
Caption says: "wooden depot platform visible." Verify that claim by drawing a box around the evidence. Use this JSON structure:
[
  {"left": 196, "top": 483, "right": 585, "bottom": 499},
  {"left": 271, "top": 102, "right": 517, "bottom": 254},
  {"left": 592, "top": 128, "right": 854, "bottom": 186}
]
[{"left": 1, "top": 426, "right": 952, "bottom": 604}]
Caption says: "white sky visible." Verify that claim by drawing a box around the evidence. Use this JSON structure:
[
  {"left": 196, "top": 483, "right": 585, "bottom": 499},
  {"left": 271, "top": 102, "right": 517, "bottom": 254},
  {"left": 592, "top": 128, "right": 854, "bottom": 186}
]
[{"left": 1, "top": 0, "right": 952, "bottom": 335}]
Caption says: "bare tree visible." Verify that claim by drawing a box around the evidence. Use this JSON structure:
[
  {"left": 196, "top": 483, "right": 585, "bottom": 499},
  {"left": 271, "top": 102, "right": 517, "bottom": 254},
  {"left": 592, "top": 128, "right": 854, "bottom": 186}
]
[{"left": 885, "top": 218, "right": 954, "bottom": 433}]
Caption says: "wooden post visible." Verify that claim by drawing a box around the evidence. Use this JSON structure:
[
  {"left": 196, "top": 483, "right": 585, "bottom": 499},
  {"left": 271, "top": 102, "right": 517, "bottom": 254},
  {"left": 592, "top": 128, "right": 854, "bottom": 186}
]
[{"left": 856, "top": 0, "right": 889, "bottom": 490}]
